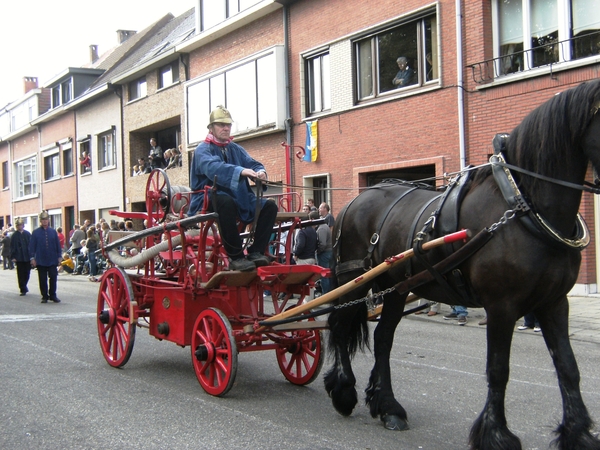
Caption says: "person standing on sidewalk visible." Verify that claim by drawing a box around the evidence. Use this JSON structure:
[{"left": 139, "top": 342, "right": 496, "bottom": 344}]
[
  {"left": 10, "top": 218, "right": 31, "bottom": 296},
  {"left": 29, "top": 210, "right": 62, "bottom": 303}
]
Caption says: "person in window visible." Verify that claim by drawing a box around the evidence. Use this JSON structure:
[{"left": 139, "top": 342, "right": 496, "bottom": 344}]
[
  {"left": 148, "top": 138, "right": 166, "bottom": 170},
  {"left": 138, "top": 157, "right": 151, "bottom": 174},
  {"left": 188, "top": 105, "right": 278, "bottom": 272},
  {"left": 79, "top": 151, "right": 91, "bottom": 173},
  {"left": 392, "top": 56, "right": 415, "bottom": 87}
]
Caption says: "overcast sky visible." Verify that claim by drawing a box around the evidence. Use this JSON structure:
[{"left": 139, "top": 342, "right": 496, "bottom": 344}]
[{"left": 0, "top": 0, "right": 196, "bottom": 108}]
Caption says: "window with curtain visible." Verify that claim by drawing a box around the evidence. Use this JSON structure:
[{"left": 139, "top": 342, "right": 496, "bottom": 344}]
[
  {"left": 354, "top": 13, "right": 438, "bottom": 101},
  {"left": 494, "top": 0, "right": 600, "bottom": 75}
]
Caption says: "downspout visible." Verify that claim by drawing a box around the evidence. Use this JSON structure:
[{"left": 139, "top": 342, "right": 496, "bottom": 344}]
[
  {"left": 112, "top": 84, "right": 126, "bottom": 212},
  {"left": 38, "top": 126, "right": 43, "bottom": 212},
  {"left": 283, "top": 5, "right": 294, "bottom": 206},
  {"left": 456, "top": 0, "right": 466, "bottom": 169}
]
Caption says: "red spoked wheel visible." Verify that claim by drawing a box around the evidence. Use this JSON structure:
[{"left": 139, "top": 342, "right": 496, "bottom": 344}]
[
  {"left": 191, "top": 308, "right": 238, "bottom": 396},
  {"left": 97, "top": 267, "right": 136, "bottom": 368},
  {"left": 276, "top": 321, "right": 323, "bottom": 385},
  {"left": 146, "top": 168, "right": 171, "bottom": 224}
]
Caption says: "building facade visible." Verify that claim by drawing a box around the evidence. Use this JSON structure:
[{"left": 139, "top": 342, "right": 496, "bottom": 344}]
[{"left": 1, "top": 0, "right": 599, "bottom": 291}]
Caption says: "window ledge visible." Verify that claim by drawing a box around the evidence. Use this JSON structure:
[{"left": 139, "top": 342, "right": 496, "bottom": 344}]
[
  {"left": 14, "top": 193, "right": 40, "bottom": 202},
  {"left": 98, "top": 165, "right": 117, "bottom": 173},
  {"left": 126, "top": 95, "right": 148, "bottom": 105},
  {"left": 471, "top": 55, "right": 600, "bottom": 90},
  {"left": 156, "top": 81, "right": 181, "bottom": 94},
  {"left": 304, "top": 83, "right": 442, "bottom": 122}
]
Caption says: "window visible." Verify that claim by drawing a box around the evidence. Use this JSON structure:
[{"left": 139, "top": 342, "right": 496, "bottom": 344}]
[
  {"left": 354, "top": 13, "right": 438, "bottom": 101},
  {"left": 158, "top": 62, "right": 180, "bottom": 89},
  {"left": 2, "top": 161, "right": 8, "bottom": 189},
  {"left": 61, "top": 79, "right": 72, "bottom": 104},
  {"left": 186, "top": 46, "right": 285, "bottom": 143},
  {"left": 128, "top": 77, "right": 147, "bottom": 101},
  {"left": 493, "top": 0, "right": 600, "bottom": 75},
  {"left": 79, "top": 140, "right": 91, "bottom": 174},
  {"left": 43, "top": 151, "right": 60, "bottom": 181},
  {"left": 51, "top": 78, "right": 73, "bottom": 108},
  {"left": 306, "top": 52, "right": 331, "bottom": 115},
  {"left": 63, "top": 147, "right": 73, "bottom": 176},
  {"left": 52, "top": 86, "right": 61, "bottom": 108},
  {"left": 200, "top": 0, "right": 261, "bottom": 30},
  {"left": 98, "top": 130, "right": 115, "bottom": 170},
  {"left": 15, "top": 157, "right": 37, "bottom": 198}
]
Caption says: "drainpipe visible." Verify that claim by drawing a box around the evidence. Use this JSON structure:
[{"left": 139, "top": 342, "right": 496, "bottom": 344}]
[
  {"left": 283, "top": 5, "right": 293, "bottom": 206},
  {"left": 456, "top": 0, "right": 466, "bottom": 169}
]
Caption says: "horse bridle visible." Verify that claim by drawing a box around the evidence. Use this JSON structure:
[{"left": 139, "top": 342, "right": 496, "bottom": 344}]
[{"left": 490, "top": 151, "right": 590, "bottom": 249}]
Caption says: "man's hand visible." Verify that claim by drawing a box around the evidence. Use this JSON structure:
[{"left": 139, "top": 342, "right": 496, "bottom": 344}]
[{"left": 241, "top": 169, "right": 267, "bottom": 180}]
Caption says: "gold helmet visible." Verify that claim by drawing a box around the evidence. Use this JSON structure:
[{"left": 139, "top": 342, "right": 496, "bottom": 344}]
[
  {"left": 208, "top": 105, "right": 233, "bottom": 128},
  {"left": 39, "top": 210, "right": 49, "bottom": 220}
]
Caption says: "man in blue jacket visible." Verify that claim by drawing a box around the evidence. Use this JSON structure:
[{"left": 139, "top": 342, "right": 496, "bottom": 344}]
[
  {"left": 10, "top": 217, "right": 31, "bottom": 296},
  {"left": 188, "top": 106, "right": 277, "bottom": 272},
  {"left": 29, "top": 210, "right": 62, "bottom": 303}
]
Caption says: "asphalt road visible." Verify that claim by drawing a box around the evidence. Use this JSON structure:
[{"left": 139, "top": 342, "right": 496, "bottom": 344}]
[{"left": 1, "top": 268, "right": 600, "bottom": 449}]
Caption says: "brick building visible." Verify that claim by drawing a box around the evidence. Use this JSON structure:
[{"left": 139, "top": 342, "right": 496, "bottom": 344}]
[{"left": 1, "top": 0, "right": 599, "bottom": 292}]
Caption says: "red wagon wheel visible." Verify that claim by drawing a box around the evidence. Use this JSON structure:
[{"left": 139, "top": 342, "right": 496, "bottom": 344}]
[
  {"left": 276, "top": 322, "right": 323, "bottom": 386},
  {"left": 146, "top": 168, "right": 171, "bottom": 225},
  {"left": 97, "top": 267, "right": 136, "bottom": 368},
  {"left": 191, "top": 308, "right": 238, "bottom": 396}
]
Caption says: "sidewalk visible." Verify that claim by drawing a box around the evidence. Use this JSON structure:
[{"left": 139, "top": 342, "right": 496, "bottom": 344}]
[{"left": 406, "top": 295, "right": 600, "bottom": 344}]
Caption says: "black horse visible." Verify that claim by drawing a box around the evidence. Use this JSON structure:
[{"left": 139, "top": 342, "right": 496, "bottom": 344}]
[{"left": 326, "top": 79, "right": 600, "bottom": 449}]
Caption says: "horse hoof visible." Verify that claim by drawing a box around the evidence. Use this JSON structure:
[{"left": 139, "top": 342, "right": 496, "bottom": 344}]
[{"left": 382, "top": 414, "right": 409, "bottom": 431}]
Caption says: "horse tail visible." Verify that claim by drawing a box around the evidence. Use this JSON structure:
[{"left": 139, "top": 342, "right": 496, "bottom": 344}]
[{"left": 327, "top": 300, "right": 370, "bottom": 357}]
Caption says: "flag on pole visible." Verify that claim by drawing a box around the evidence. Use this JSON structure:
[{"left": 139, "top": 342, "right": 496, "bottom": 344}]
[{"left": 304, "top": 120, "right": 318, "bottom": 162}]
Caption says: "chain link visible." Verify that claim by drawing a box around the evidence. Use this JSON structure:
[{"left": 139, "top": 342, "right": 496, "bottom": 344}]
[
  {"left": 334, "top": 285, "right": 398, "bottom": 312},
  {"left": 488, "top": 209, "right": 517, "bottom": 232}
]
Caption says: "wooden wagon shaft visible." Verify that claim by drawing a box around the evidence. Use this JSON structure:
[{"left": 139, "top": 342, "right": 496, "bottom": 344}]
[{"left": 258, "top": 229, "right": 470, "bottom": 327}]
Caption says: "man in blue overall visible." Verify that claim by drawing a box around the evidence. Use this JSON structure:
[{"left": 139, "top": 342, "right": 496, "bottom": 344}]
[{"left": 188, "top": 106, "right": 278, "bottom": 272}]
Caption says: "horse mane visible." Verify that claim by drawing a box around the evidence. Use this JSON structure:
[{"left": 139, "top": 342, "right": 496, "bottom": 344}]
[{"left": 504, "top": 79, "right": 600, "bottom": 197}]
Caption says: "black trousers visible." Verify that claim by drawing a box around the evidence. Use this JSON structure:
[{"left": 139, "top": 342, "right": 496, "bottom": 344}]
[
  {"left": 15, "top": 261, "right": 31, "bottom": 293},
  {"left": 207, "top": 194, "right": 278, "bottom": 259},
  {"left": 36, "top": 265, "right": 58, "bottom": 300}
]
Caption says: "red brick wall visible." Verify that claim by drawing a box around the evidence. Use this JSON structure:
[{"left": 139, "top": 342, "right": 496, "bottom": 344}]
[
  {"left": 287, "top": 0, "right": 461, "bottom": 209},
  {"left": 39, "top": 112, "right": 78, "bottom": 215},
  {"left": 462, "top": 3, "right": 600, "bottom": 286}
]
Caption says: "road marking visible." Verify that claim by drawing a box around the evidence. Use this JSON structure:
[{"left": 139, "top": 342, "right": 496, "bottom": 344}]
[{"left": 0, "top": 312, "right": 96, "bottom": 322}]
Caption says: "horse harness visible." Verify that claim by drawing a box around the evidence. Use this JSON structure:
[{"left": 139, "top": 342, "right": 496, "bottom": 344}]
[
  {"left": 333, "top": 133, "right": 592, "bottom": 306},
  {"left": 490, "top": 133, "right": 590, "bottom": 250}
]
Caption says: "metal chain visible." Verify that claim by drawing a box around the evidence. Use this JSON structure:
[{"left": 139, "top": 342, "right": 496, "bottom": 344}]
[
  {"left": 334, "top": 285, "right": 397, "bottom": 312},
  {"left": 488, "top": 209, "right": 517, "bottom": 232}
]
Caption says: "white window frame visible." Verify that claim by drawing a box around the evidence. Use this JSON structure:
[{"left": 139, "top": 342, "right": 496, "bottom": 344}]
[
  {"left": 128, "top": 77, "right": 147, "bottom": 101},
  {"left": 491, "top": 0, "right": 600, "bottom": 74},
  {"left": 200, "top": 0, "right": 262, "bottom": 31},
  {"left": 158, "top": 61, "right": 180, "bottom": 89},
  {"left": 14, "top": 155, "right": 38, "bottom": 199},
  {"left": 185, "top": 45, "right": 286, "bottom": 145},
  {"left": 42, "top": 146, "right": 60, "bottom": 181},
  {"left": 306, "top": 51, "right": 331, "bottom": 115},
  {"left": 97, "top": 128, "right": 116, "bottom": 170}
]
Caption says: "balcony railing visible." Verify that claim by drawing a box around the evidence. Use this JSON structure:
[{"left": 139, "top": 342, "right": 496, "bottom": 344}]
[{"left": 468, "top": 30, "right": 600, "bottom": 84}]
